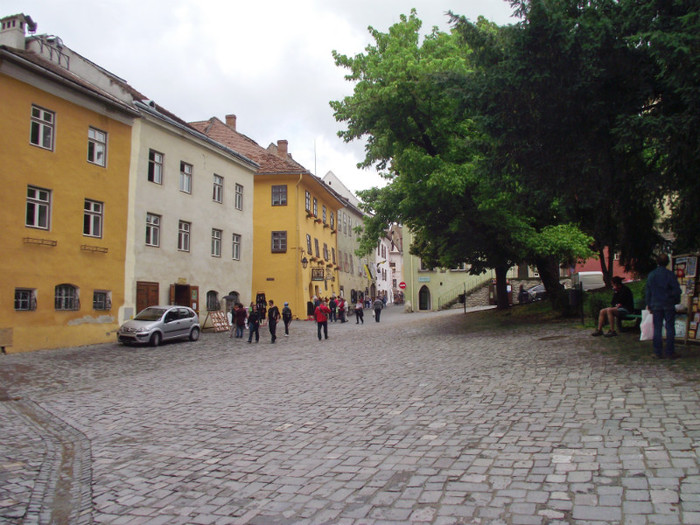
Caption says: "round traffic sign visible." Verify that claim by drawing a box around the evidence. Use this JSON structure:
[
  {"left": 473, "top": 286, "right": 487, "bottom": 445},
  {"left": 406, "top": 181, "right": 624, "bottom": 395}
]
[{"left": 398, "top": 281, "right": 406, "bottom": 289}]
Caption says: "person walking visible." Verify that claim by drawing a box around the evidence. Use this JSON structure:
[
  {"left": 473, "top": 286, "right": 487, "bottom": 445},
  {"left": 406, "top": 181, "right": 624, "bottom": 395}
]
[
  {"left": 282, "top": 302, "right": 292, "bottom": 336},
  {"left": 373, "top": 296, "right": 384, "bottom": 322},
  {"left": 229, "top": 303, "right": 238, "bottom": 338},
  {"left": 234, "top": 302, "right": 247, "bottom": 338},
  {"left": 329, "top": 296, "right": 337, "bottom": 323},
  {"left": 645, "top": 253, "right": 682, "bottom": 359},
  {"left": 338, "top": 297, "right": 347, "bottom": 323},
  {"left": 247, "top": 304, "right": 260, "bottom": 343},
  {"left": 267, "top": 299, "right": 280, "bottom": 343},
  {"left": 314, "top": 299, "right": 331, "bottom": 340},
  {"left": 355, "top": 298, "right": 364, "bottom": 324}
]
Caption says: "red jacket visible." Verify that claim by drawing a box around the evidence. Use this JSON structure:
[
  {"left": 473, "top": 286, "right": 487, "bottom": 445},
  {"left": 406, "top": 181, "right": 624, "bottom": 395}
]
[{"left": 314, "top": 304, "right": 331, "bottom": 323}]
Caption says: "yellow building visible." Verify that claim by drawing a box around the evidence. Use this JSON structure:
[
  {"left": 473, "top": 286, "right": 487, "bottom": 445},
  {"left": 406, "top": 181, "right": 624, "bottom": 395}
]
[
  {"left": 0, "top": 14, "right": 137, "bottom": 352},
  {"left": 191, "top": 116, "right": 345, "bottom": 318}
]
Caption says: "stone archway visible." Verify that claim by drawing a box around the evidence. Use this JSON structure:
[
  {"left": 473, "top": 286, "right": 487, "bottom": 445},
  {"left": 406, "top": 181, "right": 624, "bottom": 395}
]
[{"left": 419, "top": 285, "right": 431, "bottom": 310}]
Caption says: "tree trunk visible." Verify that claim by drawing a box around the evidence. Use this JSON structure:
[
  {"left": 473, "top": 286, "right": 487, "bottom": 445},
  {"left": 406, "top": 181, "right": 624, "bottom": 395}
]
[
  {"left": 535, "top": 256, "right": 564, "bottom": 297},
  {"left": 598, "top": 247, "right": 613, "bottom": 287},
  {"left": 495, "top": 265, "right": 509, "bottom": 310}
]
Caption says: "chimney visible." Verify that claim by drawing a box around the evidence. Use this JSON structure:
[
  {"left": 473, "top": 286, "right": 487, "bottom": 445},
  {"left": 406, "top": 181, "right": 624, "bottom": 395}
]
[
  {"left": 0, "top": 13, "right": 36, "bottom": 49},
  {"left": 277, "top": 140, "right": 288, "bottom": 158},
  {"left": 225, "top": 114, "right": 237, "bottom": 131}
]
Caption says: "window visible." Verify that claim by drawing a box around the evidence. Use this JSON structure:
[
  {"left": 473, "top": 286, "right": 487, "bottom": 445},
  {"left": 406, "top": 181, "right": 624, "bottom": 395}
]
[
  {"left": 330, "top": 212, "right": 335, "bottom": 230},
  {"left": 350, "top": 256, "right": 354, "bottom": 274},
  {"left": 145, "top": 213, "right": 160, "bottom": 247},
  {"left": 323, "top": 243, "right": 329, "bottom": 261},
  {"left": 272, "top": 185, "right": 287, "bottom": 206},
  {"left": 232, "top": 233, "right": 241, "bottom": 260},
  {"left": 332, "top": 247, "right": 336, "bottom": 264},
  {"left": 235, "top": 183, "right": 243, "bottom": 210},
  {"left": 306, "top": 234, "right": 312, "bottom": 255},
  {"left": 313, "top": 198, "right": 318, "bottom": 217},
  {"left": 87, "top": 127, "right": 107, "bottom": 166},
  {"left": 26, "top": 186, "right": 51, "bottom": 229},
  {"left": 343, "top": 213, "right": 348, "bottom": 235},
  {"left": 30, "top": 105, "right": 54, "bottom": 150},
  {"left": 314, "top": 238, "right": 320, "bottom": 258},
  {"left": 206, "top": 290, "right": 220, "bottom": 311},
  {"left": 305, "top": 191, "right": 311, "bottom": 212},
  {"left": 180, "top": 162, "right": 192, "bottom": 193},
  {"left": 148, "top": 150, "right": 163, "bottom": 184},
  {"left": 344, "top": 253, "right": 350, "bottom": 272},
  {"left": 211, "top": 228, "right": 222, "bottom": 257},
  {"left": 322, "top": 205, "right": 327, "bottom": 224},
  {"left": 178, "top": 221, "right": 191, "bottom": 251},
  {"left": 14, "top": 288, "right": 36, "bottom": 311},
  {"left": 55, "top": 284, "right": 79, "bottom": 311},
  {"left": 271, "top": 231, "right": 287, "bottom": 253},
  {"left": 83, "top": 199, "right": 103, "bottom": 238},
  {"left": 93, "top": 290, "right": 111, "bottom": 310},
  {"left": 213, "top": 174, "right": 223, "bottom": 203}
]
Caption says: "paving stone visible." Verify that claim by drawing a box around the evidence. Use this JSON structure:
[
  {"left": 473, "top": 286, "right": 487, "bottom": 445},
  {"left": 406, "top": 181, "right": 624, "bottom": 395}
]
[{"left": 1, "top": 307, "right": 698, "bottom": 524}]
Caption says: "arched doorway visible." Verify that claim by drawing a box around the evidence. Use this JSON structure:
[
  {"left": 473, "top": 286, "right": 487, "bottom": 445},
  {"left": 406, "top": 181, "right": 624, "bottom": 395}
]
[{"left": 419, "top": 285, "right": 431, "bottom": 310}]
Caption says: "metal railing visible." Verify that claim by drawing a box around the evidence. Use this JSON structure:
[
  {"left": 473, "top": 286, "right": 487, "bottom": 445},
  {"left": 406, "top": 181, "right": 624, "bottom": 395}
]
[{"left": 436, "top": 273, "right": 492, "bottom": 309}]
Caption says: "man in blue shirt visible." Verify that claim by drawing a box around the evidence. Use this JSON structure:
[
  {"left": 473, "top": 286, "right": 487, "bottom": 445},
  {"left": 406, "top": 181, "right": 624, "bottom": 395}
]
[{"left": 645, "top": 254, "right": 682, "bottom": 359}]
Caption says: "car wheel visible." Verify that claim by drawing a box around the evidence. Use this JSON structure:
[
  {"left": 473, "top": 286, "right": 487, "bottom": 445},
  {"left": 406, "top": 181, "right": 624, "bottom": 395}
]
[
  {"left": 150, "top": 332, "right": 162, "bottom": 347},
  {"left": 189, "top": 327, "right": 200, "bottom": 341}
]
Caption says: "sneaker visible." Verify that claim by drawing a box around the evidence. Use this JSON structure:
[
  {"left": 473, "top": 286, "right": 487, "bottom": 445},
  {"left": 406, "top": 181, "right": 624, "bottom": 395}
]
[
  {"left": 604, "top": 330, "right": 618, "bottom": 337},
  {"left": 591, "top": 330, "right": 603, "bottom": 336}
]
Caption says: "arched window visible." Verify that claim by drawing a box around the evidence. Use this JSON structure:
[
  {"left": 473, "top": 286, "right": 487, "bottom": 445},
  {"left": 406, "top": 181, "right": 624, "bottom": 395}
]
[
  {"left": 206, "top": 290, "right": 220, "bottom": 311},
  {"left": 55, "top": 284, "right": 80, "bottom": 311}
]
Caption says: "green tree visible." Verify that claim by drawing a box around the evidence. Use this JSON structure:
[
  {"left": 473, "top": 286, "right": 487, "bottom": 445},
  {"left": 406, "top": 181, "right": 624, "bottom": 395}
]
[{"left": 332, "top": 11, "right": 592, "bottom": 308}]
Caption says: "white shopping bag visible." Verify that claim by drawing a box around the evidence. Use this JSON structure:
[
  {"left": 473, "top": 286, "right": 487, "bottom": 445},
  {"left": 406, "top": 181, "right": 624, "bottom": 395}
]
[{"left": 640, "top": 310, "right": 653, "bottom": 341}]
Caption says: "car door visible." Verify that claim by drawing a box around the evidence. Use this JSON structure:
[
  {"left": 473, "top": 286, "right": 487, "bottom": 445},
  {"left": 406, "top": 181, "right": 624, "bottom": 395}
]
[{"left": 162, "top": 308, "right": 183, "bottom": 340}]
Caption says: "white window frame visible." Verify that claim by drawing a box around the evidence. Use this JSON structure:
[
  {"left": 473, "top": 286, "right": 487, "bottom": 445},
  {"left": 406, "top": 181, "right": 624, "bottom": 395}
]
[
  {"left": 178, "top": 220, "right": 191, "bottom": 252},
  {"left": 55, "top": 284, "right": 79, "bottom": 311},
  {"left": 14, "top": 288, "right": 37, "bottom": 311},
  {"left": 145, "top": 213, "right": 160, "bottom": 247},
  {"left": 271, "top": 231, "right": 287, "bottom": 253},
  {"left": 271, "top": 185, "right": 287, "bottom": 206},
  {"left": 148, "top": 149, "right": 163, "bottom": 184},
  {"left": 93, "top": 290, "right": 111, "bottom": 310},
  {"left": 30, "top": 105, "right": 54, "bottom": 150},
  {"left": 87, "top": 127, "right": 107, "bottom": 166},
  {"left": 232, "top": 233, "right": 241, "bottom": 260},
  {"left": 305, "top": 191, "right": 311, "bottom": 212},
  {"left": 313, "top": 198, "right": 318, "bottom": 217},
  {"left": 213, "top": 174, "right": 223, "bottom": 203},
  {"left": 180, "top": 162, "right": 193, "bottom": 194},
  {"left": 211, "top": 228, "right": 222, "bottom": 257},
  {"left": 83, "top": 199, "right": 103, "bottom": 238},
  {"left": 26, "top": 186, "right": 51, "bottom": 230},
  {"left": 235, "top": 183, "right": 243, "bottom": 210}
]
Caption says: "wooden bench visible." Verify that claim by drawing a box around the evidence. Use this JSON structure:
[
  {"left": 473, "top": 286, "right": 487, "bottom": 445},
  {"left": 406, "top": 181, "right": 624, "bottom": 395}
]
[{"left": 618, "top": 297, "right": 645, "bottom": 332}]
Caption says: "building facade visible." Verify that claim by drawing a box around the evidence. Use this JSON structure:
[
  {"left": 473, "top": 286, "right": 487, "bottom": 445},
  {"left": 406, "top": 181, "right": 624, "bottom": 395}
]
[
  {"left": 0, "top": 14, "right": 138, "bottom": 352},
  {"left": 191, "top": 116, "right": 344, "bottom": 319},
  {"left": 123, "top": 103, "right": 258, "bottom": 326}
]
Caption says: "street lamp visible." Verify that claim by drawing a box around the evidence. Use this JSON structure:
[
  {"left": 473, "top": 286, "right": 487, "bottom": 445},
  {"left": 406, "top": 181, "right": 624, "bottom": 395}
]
[{"left": 300, "top": 249, "right": 308, "bottom": 269}]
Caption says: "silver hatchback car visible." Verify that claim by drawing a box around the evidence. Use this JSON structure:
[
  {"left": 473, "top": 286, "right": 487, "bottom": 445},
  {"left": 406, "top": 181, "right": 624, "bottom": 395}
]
[{"left": 117, "top": 305, "right": 200, "bottom": 346}]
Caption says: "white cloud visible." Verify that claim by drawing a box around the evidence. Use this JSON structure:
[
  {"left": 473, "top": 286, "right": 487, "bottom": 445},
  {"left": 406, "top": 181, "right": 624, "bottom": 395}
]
[{"left": 6, "top": 0, "right": 515, "bottom": 194}]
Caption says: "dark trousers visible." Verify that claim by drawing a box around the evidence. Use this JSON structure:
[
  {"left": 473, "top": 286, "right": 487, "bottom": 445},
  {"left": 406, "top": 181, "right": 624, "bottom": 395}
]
[
  {"left": 283, "top": 318, "right": 291, "bottom": 335},
  {"left": 374, "top": 308, "right": 381, "bottom": 322},
  {"left": 248, "top": 325, "right": 259, "bottom": 342},
  {"left": 652, "top": 308, "right": 676, "bottom": 357},
  {"left": 356, "top": 310, "right": 364, "bottom": 324},
  {"left": 269, "top": 319, "right": 277, "bottom": 342},
  {"left": 317, "top": 321, "right": 328, "bottom": 340}
]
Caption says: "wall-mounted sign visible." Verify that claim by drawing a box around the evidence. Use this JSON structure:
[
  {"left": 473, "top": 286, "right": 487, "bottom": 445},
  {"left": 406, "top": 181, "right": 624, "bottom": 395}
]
[
  {"left": 311, "top": 268, "right": 325, "bottom": 281},
  {"left": 418, "top": 277, "right": 430, "bottom": 282}
]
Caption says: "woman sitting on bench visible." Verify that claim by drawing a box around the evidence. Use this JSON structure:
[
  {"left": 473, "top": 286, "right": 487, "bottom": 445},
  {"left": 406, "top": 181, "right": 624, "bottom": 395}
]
[{"left": 592, "top": 276, "right": 634, "bottom": 337}]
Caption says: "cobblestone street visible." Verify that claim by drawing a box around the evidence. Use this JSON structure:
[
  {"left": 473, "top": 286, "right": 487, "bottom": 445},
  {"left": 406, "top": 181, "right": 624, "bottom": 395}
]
[{"left": 1, "top": 307, "right": 700, "bottom": 524}]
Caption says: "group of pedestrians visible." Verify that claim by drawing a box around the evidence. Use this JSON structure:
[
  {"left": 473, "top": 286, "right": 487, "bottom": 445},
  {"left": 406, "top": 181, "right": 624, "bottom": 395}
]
[{"left": 230, "top": 300, "right": 293, "bottom": 344}]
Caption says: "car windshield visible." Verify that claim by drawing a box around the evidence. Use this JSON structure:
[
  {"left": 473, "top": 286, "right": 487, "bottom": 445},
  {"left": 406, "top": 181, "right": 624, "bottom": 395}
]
[{"left": 134, "top": 307, "right": 167, "bottom": 321}]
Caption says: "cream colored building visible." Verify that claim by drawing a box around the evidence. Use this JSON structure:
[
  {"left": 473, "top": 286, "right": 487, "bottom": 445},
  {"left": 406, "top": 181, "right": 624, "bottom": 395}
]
[{"left": 123, "top": 104, "right": 258, "bottom": 325}]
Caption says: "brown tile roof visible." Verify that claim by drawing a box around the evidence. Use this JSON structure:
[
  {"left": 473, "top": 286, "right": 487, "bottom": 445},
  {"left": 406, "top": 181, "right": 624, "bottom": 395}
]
[{"left": 190, "top": 117, "right": 309, "bottom": 175}]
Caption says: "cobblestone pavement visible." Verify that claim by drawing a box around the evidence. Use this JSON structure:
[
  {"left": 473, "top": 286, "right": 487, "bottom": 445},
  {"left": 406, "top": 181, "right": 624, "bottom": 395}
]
[{"left": 1, "top": 306, "right": 700, "bottom": 525}]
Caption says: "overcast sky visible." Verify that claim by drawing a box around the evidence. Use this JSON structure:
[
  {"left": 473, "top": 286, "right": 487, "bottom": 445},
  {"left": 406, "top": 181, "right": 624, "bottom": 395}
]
[{"left": 7, "top": 0, "right": 516, "bottom": 194}]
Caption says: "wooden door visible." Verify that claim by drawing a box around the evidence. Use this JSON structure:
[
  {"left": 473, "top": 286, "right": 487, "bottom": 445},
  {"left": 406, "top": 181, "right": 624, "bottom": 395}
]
[{"left": 136, "top": 281, "right": 159, "bottom": 314}]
